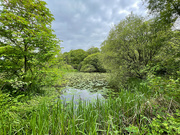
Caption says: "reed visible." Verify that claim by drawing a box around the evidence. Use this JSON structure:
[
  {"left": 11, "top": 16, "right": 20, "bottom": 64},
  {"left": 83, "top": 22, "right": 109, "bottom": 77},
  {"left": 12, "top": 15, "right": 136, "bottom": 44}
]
[{"left": 1, "top": 89, "right": 154, "bottom": 134}]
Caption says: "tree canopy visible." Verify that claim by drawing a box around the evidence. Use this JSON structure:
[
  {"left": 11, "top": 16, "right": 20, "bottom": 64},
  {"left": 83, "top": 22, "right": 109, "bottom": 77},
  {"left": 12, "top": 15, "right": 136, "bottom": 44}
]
[
  {"left": 0, "top": 0, "right": 61, "bottom": 91},
  {"left": 144, "top": 0, "right": 180, "bottom": 27},
  {"left": 87, "top": 46, "right": 100, "bottom": 55},
  {"left": 80, "top": 53, "right": 106, "bottom": 72},
  {"left": 101, "top": 14, "right": 170, "bottom": 87},
  {"left": 63, "top": 49, "right": 88, "bottom": 70}
]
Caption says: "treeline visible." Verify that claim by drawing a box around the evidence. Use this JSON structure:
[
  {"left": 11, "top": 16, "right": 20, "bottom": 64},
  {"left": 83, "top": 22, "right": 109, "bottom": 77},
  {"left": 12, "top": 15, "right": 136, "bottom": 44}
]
[
  {"left": 62, "top": 47, "right": 106, "bottom": 72},
  {"left": 62, "top": 13, "right": 179, "bottom": 91}
]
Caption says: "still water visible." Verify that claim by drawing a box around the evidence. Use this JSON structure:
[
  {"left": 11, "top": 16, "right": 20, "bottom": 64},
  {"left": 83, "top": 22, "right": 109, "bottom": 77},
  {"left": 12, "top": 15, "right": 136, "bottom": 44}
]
[{"left": 60, "top": 87, "right": 104, "bottom": 103}]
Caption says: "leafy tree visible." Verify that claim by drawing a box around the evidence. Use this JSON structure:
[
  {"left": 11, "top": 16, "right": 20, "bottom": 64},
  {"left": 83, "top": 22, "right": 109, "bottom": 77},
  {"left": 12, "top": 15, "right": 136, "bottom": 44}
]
[
  {"left": 80, "top": 53, "right": 106, "bottom": 72},
  {"left": 150, "top": 30, "right": 180, "bottom": 77},
  {"left": 87, "top": 46, "right": 100, "bottom": 55},
  {"left": 144, "top": 0, "right": 180, "bottom": 27},
  {"left": 62, "top": 52, "right": 70, "bottom": 64},
  {"left": 0, "top": 0, "right": 61, "bottom": 92},
  {"left": 101, "top": 14, "right": 167, "bottom": 88},
  {"left": 67, "top": 49, "right": 88, "bottom": 70}
]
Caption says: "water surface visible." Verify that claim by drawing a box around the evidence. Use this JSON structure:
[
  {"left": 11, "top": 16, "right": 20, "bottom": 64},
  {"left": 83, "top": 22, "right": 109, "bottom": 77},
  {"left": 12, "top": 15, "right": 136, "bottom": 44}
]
[{"left": 60, "top": 87, "right": 104, "bottom": 103}]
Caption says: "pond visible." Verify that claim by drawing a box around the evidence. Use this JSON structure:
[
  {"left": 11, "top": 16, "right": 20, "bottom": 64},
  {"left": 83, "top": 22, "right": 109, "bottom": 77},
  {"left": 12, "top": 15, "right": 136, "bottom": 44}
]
[
  {"left": 60, "top": 87, "right": 105, "bottom": 104},
  {"left": 59, "top": 73, "right": 118, "bottom": 103}
]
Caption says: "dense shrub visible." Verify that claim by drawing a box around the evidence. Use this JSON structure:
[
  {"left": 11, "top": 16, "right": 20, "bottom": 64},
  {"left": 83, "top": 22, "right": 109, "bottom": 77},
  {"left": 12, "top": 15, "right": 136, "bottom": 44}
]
[
  {"left": 147, "top": 73, "right": 180, "bottom": 103},
  {"left": 149, "top": 112, "right": 180, "bottom": 134}
]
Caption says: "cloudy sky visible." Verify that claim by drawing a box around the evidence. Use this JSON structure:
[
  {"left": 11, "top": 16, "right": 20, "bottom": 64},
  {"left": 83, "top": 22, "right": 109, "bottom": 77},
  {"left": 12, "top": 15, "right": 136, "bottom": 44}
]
[{"left": 44, "top": 0, "right": 147, "bottom": 53}]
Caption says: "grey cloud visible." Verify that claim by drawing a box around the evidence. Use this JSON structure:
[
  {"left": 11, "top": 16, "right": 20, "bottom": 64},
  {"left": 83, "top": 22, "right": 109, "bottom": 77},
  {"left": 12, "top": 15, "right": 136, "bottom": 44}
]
[{"left": 44, "top": 0, "right": 147, "bottom": 52}]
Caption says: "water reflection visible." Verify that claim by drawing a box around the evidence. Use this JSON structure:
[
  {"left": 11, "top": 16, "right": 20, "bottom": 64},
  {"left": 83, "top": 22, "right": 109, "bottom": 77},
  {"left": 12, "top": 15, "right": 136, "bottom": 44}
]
[{"left": 60, "top": 87, "right": 104, "bottom": 103}]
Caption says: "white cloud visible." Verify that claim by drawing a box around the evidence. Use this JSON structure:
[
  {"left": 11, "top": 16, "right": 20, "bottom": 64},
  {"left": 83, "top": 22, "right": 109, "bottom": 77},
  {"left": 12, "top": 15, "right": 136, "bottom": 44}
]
[
  {"left": 132, "top": 2, "right": 139, "bottom": 9},
  {"left": 118, "top": 10, "right": 130, "bottom": 15}
]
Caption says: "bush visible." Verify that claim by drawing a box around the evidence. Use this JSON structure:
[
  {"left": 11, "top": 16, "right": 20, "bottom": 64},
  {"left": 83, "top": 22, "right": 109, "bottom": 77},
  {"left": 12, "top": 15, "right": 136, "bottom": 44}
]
[
  {"left": 147, "top": 73, "right": 180, "bottom": 103},
  {"left": 0, "top": 64, "right": 65, "bottom": 96},
  {"left": 126, "top": 110, "right": 180, "bottom": 135},
  {"left": 149, "top": 111, "right": 180, "bottom": 134}
]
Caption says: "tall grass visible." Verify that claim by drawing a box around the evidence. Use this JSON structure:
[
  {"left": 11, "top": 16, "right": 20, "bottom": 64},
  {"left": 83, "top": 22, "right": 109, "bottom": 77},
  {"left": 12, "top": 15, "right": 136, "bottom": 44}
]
[{"left": 1, "top": 89, "right": 156, "bottom": 135}]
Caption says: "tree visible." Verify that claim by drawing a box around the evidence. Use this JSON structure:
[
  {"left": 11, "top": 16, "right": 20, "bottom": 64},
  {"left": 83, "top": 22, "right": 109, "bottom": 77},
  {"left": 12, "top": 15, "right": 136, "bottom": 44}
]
[
  {"left": 144, "top": 0, "right": 180, "bottom": 27},
  {"left": 101, "top": 14, "right": 167, "bottom": 88},
  {"left": 68, "top": 49, "right": 88, "bottom": 70},
  {"left": 0, "top": 0, "right": 61, "bottom": 91},
  {"left": 62, "top": 52, "right": 70, "bottom": 64},
  {"left": 143, "top": 0, "right": 180, "bottom": 77},
  {"left": 87, "top": 46, "right": 100, "bottom": 55},
  {"left": 150, "top": 30, "right": 180, "bottom": 77},
  {"left": 80, "top": 53, "right": 106, "bottom": 72}
]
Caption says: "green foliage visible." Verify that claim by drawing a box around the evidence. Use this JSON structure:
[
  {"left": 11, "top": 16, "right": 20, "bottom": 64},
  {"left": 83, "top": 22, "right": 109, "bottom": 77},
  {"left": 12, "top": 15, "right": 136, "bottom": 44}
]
[
  {"left": 0, "top": 88, "right": 149, "bottom": 134},
  {"left": 86, "top": 46, "right": 100, "bottom": 55},
  {"left": 144, "top": 0, "right": 180, "bottom": 27},
  {"left": 62, "top": 52, "right": 71, "bottom": 64},
  {"left": 8, "top": 78, "right": 29, "bottom": 90},
  {"left": 62, "top": 49, "right": 104, "bottom": 72},
  {"left": 54, "top": 54, "right": 77, "bottom": 72},
  {"left": 80, "top": 53, "right": 106, "bottom": 72},
  {"left": 149, "top": 111, "right": 180, "bottom": 134},
  {"left": 64, "top": 72, "right": 109, "bottom": 90},
  {"left": 63, "top": 49, "right": 88, "bottom": 70},
  {"left": 0, "top": 62, "right": 66, "bottom": 95},
  {"left": 0, "top": 0, "right": 179, "bottom": 134},
  {"left": 0, "top": 91, "right": 13, "bottom": 114},
  {"left": 101, "top": 13, "right": 167, "bottom": 88},
  {"left": 125, "top": 110, "right": 180, "bottom": 134},
  {"left": 150, "top": 30, "right": 180, "bottom": 77},
  {"left": 0, "top": 0, "right": 61, "bottom": 93},
  {"left": 0, "top": 72, "right": 179, "bottom": 134},
  {"left": 147, "top": 74, "right": 180, "bottom": 103},
  {"left": 125, "top": 125, "right": 139, "bottom": 134},
  {"left": 0, "top": 90, "right": 27, "bottom": 134},
  {"left": 80, "top": 64, "right": 96, "bottom": 72}
]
